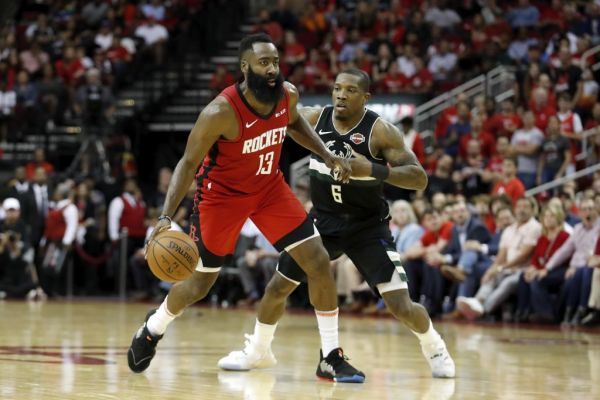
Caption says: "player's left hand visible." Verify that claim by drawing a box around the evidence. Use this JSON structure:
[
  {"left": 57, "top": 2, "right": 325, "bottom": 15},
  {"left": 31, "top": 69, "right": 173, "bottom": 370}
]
[
  {"left": 348, "top": 150, "right": 372, "bottom": 178},
  {"left": 325, "top": 155, "right": 351, "bottom": 183}
]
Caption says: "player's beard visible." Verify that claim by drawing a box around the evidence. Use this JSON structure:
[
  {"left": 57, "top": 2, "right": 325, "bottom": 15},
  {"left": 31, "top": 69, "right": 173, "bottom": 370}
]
[{"left": 246, "top": 66, "right": 284, "bottom": 105}]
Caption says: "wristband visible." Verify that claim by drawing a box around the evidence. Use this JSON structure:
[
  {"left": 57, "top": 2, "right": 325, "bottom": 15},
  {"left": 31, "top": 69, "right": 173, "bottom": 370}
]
[
  {"left": 158, "top": 215, "right": 172, "bottom": 223},
  {"left": 371, "top": 163, "right": 390, "bottom": 180}
]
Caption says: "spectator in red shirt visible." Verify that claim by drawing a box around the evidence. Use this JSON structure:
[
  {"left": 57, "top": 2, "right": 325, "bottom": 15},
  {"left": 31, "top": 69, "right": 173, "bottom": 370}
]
[
  {"left": 529, "top": 87, "right": 556, "bottom": 132},
  {"left": 491, "top": 157, "right": 526, "bottom": 206},
  {"left": 482, "top": 96, "right": 498, "bottom": 133},
  {"left": 25, "top": 148, "right": 55, "bottom": 180},
  {"left": 557, "top": 93, "right": 583, "bottom": 167},
  {"left": 485, "top": 136, "right": 510, "bottom": 184},
  {"left": 283, "top": 30, "right": 306, "bottom": 67},
  {"left": 459, "top": 113, "right": 496, "bottom": 160},
  {"left": 434, "top": 93, "right": 468, "bottom": 142},
  {"left": 488, "top": 99, "right": 522, "bottom": 140},
  {"left": 440, "top": 100, "right": 470, "bottom": 157},
  {"left": 55, "top": 45, "right": 85, "bottom": 87},
  {"left": 585, "top": 102, "right": 600, "bottom": 131},
  {"left": 403, "top": 207, "right": 453, "bottom": 312},
  {"left": 516, "top": 205, "right": 570, "bottom": 323},
  {"left": 406, "top": 57, "right": 433, "bottom": 94},
  {"left": 381, "top": 61, "right": 407, "bottom": 93},
  {"left": 304, "top": 49, "right": 333, "bottom": 92},
  {"left": 398, "top": 116, "right": 425, "bottom": 165},
  {"left": 253, "top": 8, "right": 283, "bottom": 46}
]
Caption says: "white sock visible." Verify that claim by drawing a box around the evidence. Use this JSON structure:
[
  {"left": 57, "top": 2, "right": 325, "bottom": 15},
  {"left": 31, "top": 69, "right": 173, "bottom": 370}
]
[
  {"left": 253, "top": 319, "right": 277, "bottom": 352},
  {"left": 412, "top": 320, "right": 441, "bottom": 345},
  {"left": 146, "top": 296, "right": 180, "bottom": 335},
  {"left": 315, "top": 308, "right": 339, "bottom": 356}
]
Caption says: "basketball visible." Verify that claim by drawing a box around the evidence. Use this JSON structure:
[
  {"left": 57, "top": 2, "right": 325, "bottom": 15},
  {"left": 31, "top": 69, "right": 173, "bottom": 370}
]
[{"left": 147, "top": 230, "right": 199, "bottom": 282}]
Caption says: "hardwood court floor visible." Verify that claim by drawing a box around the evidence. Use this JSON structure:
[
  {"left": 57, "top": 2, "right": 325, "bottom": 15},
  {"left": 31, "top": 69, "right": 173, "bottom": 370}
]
[{"left": 0, "top": 301, "right": 598, "bottom": 400}]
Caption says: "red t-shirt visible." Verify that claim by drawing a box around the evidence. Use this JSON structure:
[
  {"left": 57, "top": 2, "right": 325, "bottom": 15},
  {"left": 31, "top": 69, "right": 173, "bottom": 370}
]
[
  {"left": 491, "top": 177, "right": 525, "bottom": 206},
  {"left": 486, "top": 156, "right": 504, "bottom": 175},
  {"left": 483, "top": 214, "right": 496, "bottom": 234},
  {"left": 25, "top": 161, "right": 54, "bottom": 180},
  {"left": 531, "top": 230, "right": 570, "bottom": 269},
  {"left": 488, "top": 113, "right": 522, "bottom": 140},
  {"left": 382, "top": 73, "right": 407, "bottom": 93},
  {"left": 420, "top": 221, "right": 453, "bottom": 246},
  {"left": 408, "top": 69, "right": 433, "bottom": 92},
  {"left": 528, "top": 99, "right": 556, "bottom": 133},
  {"left": 106, "top": 46, "right": 130, "bottom": 62},
  {"left": 435, "top": 106, "right": 458, "bottom": 141},
  {"left": 459, "top": 130, "right": 496, "bottom": 160},
  {"left": 55, "top": 58, "right": 85, "bottom": 86}
]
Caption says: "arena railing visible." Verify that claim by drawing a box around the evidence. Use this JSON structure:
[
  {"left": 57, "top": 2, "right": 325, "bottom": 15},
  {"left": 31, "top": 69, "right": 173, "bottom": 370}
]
[
  {"left": 580, "top": 44, "right": 600, "bottom": 71},
  {"left": 577, "top": 126, "right": 600, "bottom": 162},
  {"left": 415, "top": 65, "right": 517, "bottom": 133},
  {"left": 526, "top": 162, "right": 600, "bottom": 197}
]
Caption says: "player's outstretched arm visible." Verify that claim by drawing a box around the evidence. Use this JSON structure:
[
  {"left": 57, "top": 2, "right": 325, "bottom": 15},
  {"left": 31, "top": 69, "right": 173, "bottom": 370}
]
[
  {"left": 154, "top": 99, "right": 235, "bottom": 234},
  {"left": 351, "top": 119, "right": 428, "bottom": 190},
  {"left": 284, "top": 82, "right": 351, "bottom": 182}
]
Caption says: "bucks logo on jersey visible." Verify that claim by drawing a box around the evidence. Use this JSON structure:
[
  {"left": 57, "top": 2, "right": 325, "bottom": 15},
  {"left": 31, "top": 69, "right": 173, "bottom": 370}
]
[
  {"left": 309, "top": 106, "right": 389, "bottom": 218},
  {"left": 324, "top": 140, "right": 353, "bottom": 159}
]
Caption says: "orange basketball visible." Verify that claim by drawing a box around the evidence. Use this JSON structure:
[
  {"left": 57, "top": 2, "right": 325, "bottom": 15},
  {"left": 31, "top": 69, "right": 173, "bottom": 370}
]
[{"left": 147, "top": 230, "right": 199, "bottom": 282}]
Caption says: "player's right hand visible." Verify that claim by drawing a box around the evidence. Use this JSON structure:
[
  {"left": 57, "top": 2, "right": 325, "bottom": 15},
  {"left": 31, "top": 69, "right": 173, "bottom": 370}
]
[
  {"left": 144, "top": 217, "right": 171, "bottom": 258},
  {"left": 325, "top": 155, "right": 351, "bottom": 183}
]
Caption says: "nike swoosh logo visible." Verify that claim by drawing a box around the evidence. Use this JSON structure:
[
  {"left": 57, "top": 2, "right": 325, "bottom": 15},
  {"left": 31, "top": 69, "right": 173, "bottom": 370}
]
[
  {"left": 318, "top": 130, "right": 332, "bottom": 135},
  {"left": 245, "top": 120, "right": 258, "bottom": 128}
]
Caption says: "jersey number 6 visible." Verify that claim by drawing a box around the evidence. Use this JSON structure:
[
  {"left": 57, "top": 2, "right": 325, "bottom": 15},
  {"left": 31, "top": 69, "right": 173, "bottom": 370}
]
[{"left": 331, "top": 185, "right": 342, "bottom": 203}]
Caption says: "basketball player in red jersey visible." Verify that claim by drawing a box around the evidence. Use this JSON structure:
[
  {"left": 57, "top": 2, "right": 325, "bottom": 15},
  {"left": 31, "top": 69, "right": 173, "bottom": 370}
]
[{"left": 127, "top": 34, "right": 365, "bottom": 383}]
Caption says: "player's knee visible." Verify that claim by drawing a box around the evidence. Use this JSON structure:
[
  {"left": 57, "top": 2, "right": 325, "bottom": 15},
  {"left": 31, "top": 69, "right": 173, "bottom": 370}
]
[
  {"left": 383, "top": 292, "right": 413, "bottom": 321},
  {"left": 265, "top": 274, "right": 296, "bottom": 301},
  {"left": 302, "top": 249, "right": 330, "bottom": 278}
]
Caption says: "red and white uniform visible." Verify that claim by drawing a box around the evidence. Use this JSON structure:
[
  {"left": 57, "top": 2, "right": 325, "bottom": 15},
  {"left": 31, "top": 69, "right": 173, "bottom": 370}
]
[
  {"left": 558, "top": 110, "right": 583, "bottom": 163},
  {"left": 192, "top": 83, "right": 313, "bottom": 267}
]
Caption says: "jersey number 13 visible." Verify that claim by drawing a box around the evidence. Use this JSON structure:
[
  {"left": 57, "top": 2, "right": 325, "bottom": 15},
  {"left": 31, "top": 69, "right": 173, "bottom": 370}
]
[{"left": 256, "top": 151, "right": 274, "bottom": 175}]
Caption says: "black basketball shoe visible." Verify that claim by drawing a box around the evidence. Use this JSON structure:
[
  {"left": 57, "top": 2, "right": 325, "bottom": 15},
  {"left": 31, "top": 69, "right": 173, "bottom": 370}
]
[
  {"left": 316, "top": 348, "right": 365, "bottom": 383},
  {"left": 127, "top": 310, "right": 163, "bottom": 373}
]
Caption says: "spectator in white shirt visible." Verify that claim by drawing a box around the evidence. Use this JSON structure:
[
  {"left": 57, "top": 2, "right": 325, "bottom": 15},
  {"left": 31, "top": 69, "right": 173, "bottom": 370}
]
[
  {"left": 94, "top": 21, "right": 114, "bottom": 51},
  {"left": 425, "top": 0, "right": 462, "bottom": 30},
  {"left": 135, "top": 17, "right": 169, "bottom": 64},
  {"left": 511, "top": 111, "right": 544, "bottom": 189},
  {"left": 397, "top": 44, "right": 417, "bottom": 78},
  {"left": 427, "top": 39, "right": 458, "bottom": 82},
  {"left": 457, "top": 197, "right": 542, "bottom": 320},
  {"left": 40, "top": 185, "right": 79, "bottom": 297}
]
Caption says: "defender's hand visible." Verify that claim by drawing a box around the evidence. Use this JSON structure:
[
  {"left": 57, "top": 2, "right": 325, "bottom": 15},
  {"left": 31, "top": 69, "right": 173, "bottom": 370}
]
[
  {"left": 144, "top": 218, "right": 171, "bottom": 258},
  {"left": 325, "top": 155, "right": 351, "bottom": 183}
]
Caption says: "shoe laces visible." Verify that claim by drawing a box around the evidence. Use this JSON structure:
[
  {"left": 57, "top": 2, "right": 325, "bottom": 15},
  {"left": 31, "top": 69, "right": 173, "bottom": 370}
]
[{"left": 327, "top": 348, "right": 351, "bottom": 366}]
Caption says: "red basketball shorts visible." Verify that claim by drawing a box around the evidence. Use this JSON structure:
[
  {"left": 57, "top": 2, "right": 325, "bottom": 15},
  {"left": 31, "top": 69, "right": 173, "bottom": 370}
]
[{"left": 189, "top": 175, "right": 317, "bottom": 269}]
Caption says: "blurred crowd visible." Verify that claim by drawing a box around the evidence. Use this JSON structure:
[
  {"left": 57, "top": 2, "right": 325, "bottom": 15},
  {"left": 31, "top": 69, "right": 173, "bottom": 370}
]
[
  {"left": 0, "top": 0, "right": 191, "bottom": 142},
  {"left": 208, "top": 0, "right": 600, "bottom": 96}
]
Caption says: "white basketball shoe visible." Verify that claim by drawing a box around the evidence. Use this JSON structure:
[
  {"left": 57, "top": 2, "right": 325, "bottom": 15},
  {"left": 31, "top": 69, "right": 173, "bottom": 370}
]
[
  {"left": 421, "top": 339, "right": 456, "bottom": 378},
  {"left": 218, "top": 334, "right": 277, "bottom": 371}
]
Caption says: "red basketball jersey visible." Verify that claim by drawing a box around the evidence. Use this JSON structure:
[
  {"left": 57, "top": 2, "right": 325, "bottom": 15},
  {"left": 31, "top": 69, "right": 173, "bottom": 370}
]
[{"left": 196, "top": 84, "right": 290, "bottom": 196}]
